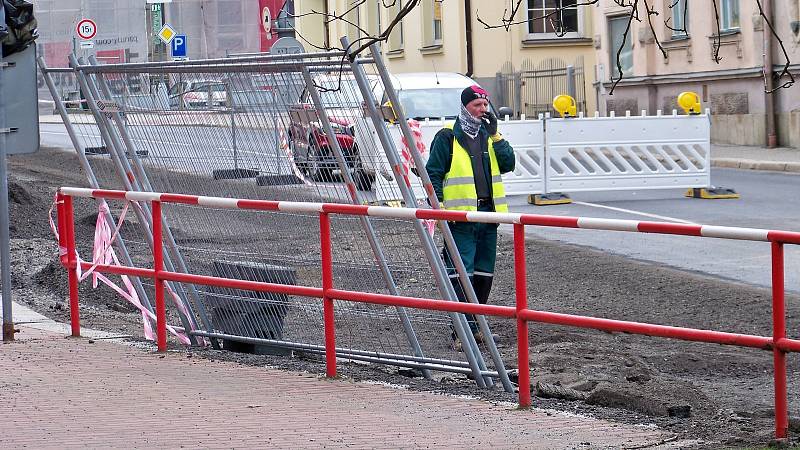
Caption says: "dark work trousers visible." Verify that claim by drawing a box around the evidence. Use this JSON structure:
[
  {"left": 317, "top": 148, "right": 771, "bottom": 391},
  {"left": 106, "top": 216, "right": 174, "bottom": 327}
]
[{"left": 442, "top": 203, "right": 498, "bottom": 336}]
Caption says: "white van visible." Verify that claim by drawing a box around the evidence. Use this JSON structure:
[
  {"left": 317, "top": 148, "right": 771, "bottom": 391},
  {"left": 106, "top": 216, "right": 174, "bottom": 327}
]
[{"left": 384, "top": 72, "right": 511, "bottom": 120}]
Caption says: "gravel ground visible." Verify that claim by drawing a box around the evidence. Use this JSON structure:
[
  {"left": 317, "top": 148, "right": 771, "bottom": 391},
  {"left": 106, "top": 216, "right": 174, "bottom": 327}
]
[{"left": 7, "top": 146, "right": 800, "bottom": 449}]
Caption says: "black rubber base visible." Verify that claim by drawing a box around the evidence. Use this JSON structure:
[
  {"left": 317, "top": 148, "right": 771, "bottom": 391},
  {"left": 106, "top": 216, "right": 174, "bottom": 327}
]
[
  {"left": 255, "top": 174, "right": 305, "bottom": 186},
  {"left": 212, "top": 168, "right": 260, "bottom": 180}
]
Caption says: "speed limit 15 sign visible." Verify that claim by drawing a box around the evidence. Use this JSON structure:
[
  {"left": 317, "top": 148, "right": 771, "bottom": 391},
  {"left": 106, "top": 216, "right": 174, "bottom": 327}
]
[{"left": 76, "top": 19, "right": 97, "bottom": 40}]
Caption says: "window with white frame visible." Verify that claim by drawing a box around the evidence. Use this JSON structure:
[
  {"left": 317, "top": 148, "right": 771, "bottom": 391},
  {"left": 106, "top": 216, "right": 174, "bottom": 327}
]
[
  {"left": 608, "top": 15, "right": 633, "bottom": 78},
  {"left": 670, "top": 0, "right": 688, "bottom": 37},
  {"left": 527, "top": 0, "right": 579, "bottom": 38},
  {"left": 720, "top": 0, "right": 740, "bottom": 31}
]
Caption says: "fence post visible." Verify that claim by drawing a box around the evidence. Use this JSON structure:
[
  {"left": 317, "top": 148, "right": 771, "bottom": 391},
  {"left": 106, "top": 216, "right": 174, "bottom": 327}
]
[
  {"left": 771, "top": 241, "right": 788, "bottom": 440},
  {"left": 320, "top": 212, "right": 336, "bottom": 378},
  {"left": 566, "top": 65, "right": 576, "bottom": 100},
  {"left": 63, "top": 194, "right": 80, "bottom": 337},
  {"left": 152, "top": 201, "right": 167, "bottom": 352},
  {"left": 514, "top": 72, "right": 523, "bottom": 119},
  {"left": 514, "top": 224, "right": 531, "bottom": 408}
]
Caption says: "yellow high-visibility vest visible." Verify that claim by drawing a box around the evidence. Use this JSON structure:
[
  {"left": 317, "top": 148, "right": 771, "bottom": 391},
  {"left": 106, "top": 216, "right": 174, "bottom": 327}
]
[{"left": 441, "top": 123, "right": 508, "bottom": 213}]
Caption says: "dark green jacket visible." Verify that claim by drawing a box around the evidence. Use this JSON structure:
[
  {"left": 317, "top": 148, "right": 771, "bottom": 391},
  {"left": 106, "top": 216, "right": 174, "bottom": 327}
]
[{"left": 426, "top": 120, "right": 515, "bottom": 201}]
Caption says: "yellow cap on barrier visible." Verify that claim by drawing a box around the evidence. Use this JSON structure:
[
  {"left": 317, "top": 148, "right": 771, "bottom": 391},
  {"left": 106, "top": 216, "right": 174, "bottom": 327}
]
[
  {"left": 677, "top": 91, "right": 702, "bottom": 115},
  {"left": 553, "top": 94, "right": 577, "bottom": 118}
]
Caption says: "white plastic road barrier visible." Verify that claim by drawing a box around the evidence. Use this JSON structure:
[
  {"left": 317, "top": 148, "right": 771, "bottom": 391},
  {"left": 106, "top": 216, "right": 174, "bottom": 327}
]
[
  {"left": 544, "top": 110, "right": 710, "bottom": 194},
  {"left": 357, "top": 111, "right": 712, "bottom": 202}
]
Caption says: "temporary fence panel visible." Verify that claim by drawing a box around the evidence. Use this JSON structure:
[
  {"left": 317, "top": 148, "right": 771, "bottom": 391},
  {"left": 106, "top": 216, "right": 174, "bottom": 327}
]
[
  {"left": 39, "top": 50, "right": 510, "bottom": 388},
  {"left": 544, "top": 111, "right": 711, "bottom": 193}
]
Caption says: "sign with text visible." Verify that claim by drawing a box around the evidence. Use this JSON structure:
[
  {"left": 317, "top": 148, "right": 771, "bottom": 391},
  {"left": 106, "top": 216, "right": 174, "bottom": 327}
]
[{"left": 269, "top": 37, "right": 304, "bottom": 56}]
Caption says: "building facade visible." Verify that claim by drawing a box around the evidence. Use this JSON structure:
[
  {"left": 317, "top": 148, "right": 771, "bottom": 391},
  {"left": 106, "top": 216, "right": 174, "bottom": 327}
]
[
  {"left": 593, "top": 0, "right": 800, "bottom": 147},
  {"left": 314, "top": 0, "right": 599, "bottom": 116}
]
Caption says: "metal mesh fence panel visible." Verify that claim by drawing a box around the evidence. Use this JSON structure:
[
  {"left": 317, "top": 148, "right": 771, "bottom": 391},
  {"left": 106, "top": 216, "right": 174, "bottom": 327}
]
[{"left": 41, "top": 51, "right": 508, "bottom": 385}]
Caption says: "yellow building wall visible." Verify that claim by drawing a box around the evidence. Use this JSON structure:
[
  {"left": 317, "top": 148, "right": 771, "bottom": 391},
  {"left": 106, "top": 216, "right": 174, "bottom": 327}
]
[
  {"left": 295, "top": 0, "right": 327, "bottom": 50},
  {"left": 469, "top": 1, "right": 597, "bottom": 112},
  {"left": 298, "top": 1, "right": 597, "bottom": 112},
  {"left": 380, "top": 0, "right": 467, "bottom": 75}
]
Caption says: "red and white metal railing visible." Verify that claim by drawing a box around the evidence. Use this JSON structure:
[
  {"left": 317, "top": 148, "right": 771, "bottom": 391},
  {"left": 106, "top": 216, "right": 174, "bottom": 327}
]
[{"left": 56, "top": 187, "right": 800, "bottom": 440}]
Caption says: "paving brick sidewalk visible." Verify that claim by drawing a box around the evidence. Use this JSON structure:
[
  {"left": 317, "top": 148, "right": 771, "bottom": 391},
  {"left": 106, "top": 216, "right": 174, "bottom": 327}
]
[{"left": 0, "top": 326, "right": 684, "bottom": 449}]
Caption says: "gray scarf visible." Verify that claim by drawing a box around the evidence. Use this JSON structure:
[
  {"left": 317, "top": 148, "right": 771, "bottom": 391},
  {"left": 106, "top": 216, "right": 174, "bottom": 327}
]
[{"left": 458, "top": 104, "right": 483, "bottom": 139}]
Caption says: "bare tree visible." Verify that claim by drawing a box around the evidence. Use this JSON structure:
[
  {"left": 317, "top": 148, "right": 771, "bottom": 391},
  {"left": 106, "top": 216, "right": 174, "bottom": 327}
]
[{"left": 289, "top": 0, "right": 794, "bottom": 94}]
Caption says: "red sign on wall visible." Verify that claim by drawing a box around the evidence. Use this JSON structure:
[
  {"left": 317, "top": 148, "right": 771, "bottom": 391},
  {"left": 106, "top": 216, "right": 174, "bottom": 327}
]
[
  {"left": 96, "top": 49, "right": 126, "bottom": 64},
  {"left": 259, "top": 0, "right": 284, "bottom": 52}
]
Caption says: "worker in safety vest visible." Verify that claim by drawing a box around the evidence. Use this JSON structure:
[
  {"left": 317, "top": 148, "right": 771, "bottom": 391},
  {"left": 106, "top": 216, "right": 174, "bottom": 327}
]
[{"left": 425, "top": 85, "right": 515, "bottom": 347}]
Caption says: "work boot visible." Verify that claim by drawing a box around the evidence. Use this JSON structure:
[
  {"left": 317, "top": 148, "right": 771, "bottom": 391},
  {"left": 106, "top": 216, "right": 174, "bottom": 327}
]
[{"left": 472, "top": 274, "right": 494, "bottom": 305}]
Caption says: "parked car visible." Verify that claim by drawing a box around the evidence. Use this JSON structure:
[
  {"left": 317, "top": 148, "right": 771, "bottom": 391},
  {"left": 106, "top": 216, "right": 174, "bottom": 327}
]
[
  {"left": 168, "top": 80, "right": 229, "bottom": 109},
  {"left": 286, "top": 72, "right": 509, "bottom": 192},
  {"left": 287, "top": 76, "right": 378, "bottom": 190},
  {"left": 384, "top": 72, "right": 512, "bottom": 120}
]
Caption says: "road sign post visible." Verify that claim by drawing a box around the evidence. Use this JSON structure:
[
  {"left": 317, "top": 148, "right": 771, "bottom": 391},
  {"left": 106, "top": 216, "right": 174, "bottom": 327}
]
[{"left": 1, "top": 7, "right": 40, "bottom": 341}]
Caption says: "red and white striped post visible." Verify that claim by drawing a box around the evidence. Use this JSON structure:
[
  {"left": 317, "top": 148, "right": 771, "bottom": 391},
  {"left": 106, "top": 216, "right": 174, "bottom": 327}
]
[
  {"left": 771, "top": 241, "right": 788, "bottom": 440},
  {"left": 151, "top": 201, "right": 167, "bottom": 352},
  {"left": 514, "top": 224, "right": 531, "bottom": 408},
  {"left": 320, "top": 212, "right": 336, "bottom": 377},
  {"left": 63, "top": 194, "right": 80, "bottom": 337}
]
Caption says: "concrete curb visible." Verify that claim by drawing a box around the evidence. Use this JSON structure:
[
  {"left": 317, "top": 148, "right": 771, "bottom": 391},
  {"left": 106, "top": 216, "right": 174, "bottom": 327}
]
[
  {"left": 2, "top": 299, "right": 132, "bottom": 341},
  {"left": 712, "top": 158, "right": 800, "bottom": 173}
]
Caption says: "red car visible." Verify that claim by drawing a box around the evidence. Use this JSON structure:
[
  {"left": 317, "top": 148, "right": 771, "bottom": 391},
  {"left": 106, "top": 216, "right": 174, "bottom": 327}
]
[{"left": 286, "top": 80, "right": 375, "bottom": 191}]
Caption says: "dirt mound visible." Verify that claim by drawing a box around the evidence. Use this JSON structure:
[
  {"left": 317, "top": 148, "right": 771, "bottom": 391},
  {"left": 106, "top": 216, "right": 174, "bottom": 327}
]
[
  {"left": 9, "top": 181, "right": 34, "bottom": 205},
  {"left": 585, "top": 378, "right": 709, "bottom": 417}
]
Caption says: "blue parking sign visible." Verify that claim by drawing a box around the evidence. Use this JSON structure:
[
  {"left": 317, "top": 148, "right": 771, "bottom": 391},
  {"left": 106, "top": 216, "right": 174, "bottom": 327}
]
[{"left": 171, "top": 34, "right": 187, "bottom": 59}]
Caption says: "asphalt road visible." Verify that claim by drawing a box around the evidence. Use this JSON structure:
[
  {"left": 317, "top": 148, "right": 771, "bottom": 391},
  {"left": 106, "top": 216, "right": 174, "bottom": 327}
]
[
  {"left": 39, "top": 122, "right": 800, "bottom": 293},
  {"left": 39, "top": 122, "right": 293, "bottom": 176},
  {"left": 504, "top": 168, "right": 800, "bottom": 294}
]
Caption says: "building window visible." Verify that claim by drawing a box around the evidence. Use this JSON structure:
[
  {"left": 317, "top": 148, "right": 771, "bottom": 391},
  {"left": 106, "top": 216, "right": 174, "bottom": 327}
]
[
  {"left": 608, "top": 16, "right": 633, "bottom": 78},
  {"left": 720, "top": 0, "right": 740, "bottom": 31},
  {"left": 216, "top": 1, "right": 243, "bottom": 26},
  {"left": 422, "top": 0, "right": 442, "bottom": 46},
  {"left": 388, "top": 0, "right": 404, "bottom": 51},
  {"left": 366, "top": 0, "right": 381, "bottom": 37},
  {"left": 670, "top": 0, "right": 688, "bottom": 37},
  {"left": 433, "top": 0, "right": 443, "bottom": 43},
  {"left": 527, "top": 0, "right": 579, "bottom": 38},
  {"left": 346, "top": 4, "right": 361, "bottom": 41}
]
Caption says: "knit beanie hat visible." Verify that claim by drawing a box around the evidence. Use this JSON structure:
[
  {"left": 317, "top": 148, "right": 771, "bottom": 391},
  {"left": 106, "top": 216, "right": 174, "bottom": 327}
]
[{"left": 460, "top": 85, "right": 489, "bottom": 106}]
